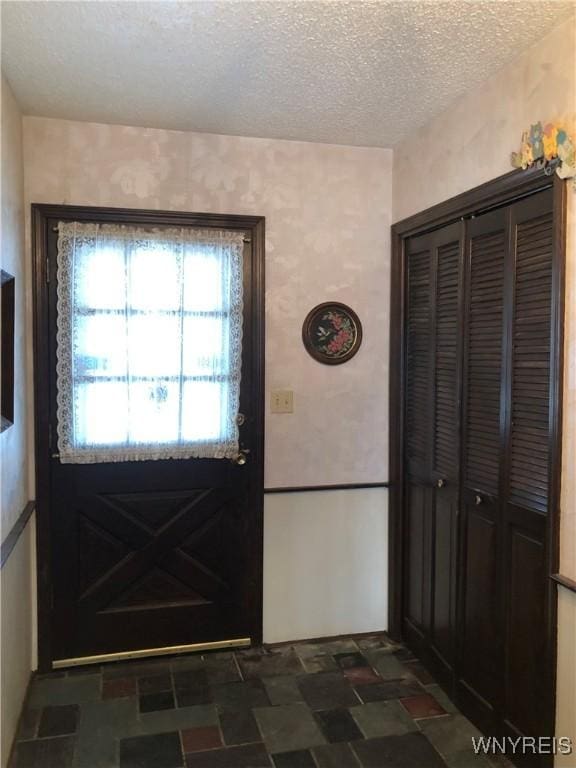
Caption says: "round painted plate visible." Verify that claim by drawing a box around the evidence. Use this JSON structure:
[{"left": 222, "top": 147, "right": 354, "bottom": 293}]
[{"left": 302, "top": 302, "right": 363, "bottom": 365}]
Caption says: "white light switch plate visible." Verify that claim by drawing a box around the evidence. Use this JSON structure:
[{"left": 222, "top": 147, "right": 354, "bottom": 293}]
[{"left": 270, "top": 390, "right": 294, "bottom": 414}]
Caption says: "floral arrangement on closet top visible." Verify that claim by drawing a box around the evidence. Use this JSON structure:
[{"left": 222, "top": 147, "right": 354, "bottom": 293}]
[{"left": 511, "top": 121, "right": 576, "bottom": 184}]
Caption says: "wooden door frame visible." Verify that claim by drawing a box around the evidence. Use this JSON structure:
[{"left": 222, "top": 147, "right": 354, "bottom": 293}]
[
  {"left": 388, "top": 168, "right": 566, "bottom": 720},
  {"left": 32, "top": 203, "right": 266, "bottom": 672}
]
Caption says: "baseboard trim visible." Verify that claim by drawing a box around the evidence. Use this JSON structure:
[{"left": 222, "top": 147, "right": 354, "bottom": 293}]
[
  {"left": 264, "top": 482, "right": 389, "bottom": 494},
  {"left": 264, "top": 629, "right": 391, "bottom": 648},
  {"left": 0, "top": 501, "right": 35, "bottom": 569}
]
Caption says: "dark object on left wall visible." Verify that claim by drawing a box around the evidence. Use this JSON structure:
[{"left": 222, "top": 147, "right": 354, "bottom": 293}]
[{"left": 1, "top": 269, "right": 15, "bottom": 432}]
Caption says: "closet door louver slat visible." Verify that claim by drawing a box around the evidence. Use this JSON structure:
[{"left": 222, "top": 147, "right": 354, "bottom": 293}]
[
  {"left": 464, "top": 228, "right": 506, "bottom": 496},
  {"left": 509, "top": 212, "right": 553, "bottom": 514}
]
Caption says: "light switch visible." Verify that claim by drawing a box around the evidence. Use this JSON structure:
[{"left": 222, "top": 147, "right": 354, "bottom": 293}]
[{"left": 270, "top": 390, "right": 294, "bottom": 414}]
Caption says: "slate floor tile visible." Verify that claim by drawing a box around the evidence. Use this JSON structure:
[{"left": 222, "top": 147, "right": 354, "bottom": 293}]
[
  {"left": 120, "top": 731, "right": 183, "bottom": 768},
  {"left": 104, "top": 660, "right": 170, "bottom": 681},
  {"left": 263, "top": 676, "right": 304, "bottom": 705},
  {"left": 350, "top": 700, "right": 418, "bottom": 738},
  {"left": 67, "top": 664, "right": 102, "bottom": 677},
  {"left": 238, "top": 648, "right": 304, "bottom": 679},
  {"left": 444, "top": 749, "right": 493, "bottom": 768},
  {"left": 176, "top": 687, "right": 212, "bottom": 708},
  {"left": 12, "top": 735, "right": 76, "bottom": 768},
  {"left": 181, "top": 725, "right": 222, "bottom": 752},
  {"left": 138, "top": 673, "right": 173, "bottom": 694},
  {"left": 139, "top": 691, "right": 175, "bottom": 714},
  {"left": 417, "top": 714, "right": 482, "bottom": 757},
  {"left": 355, "top": 678, "right": 424, "bottom": 703},
  {"left": 313, "top": 743, "right": 361, "bottom": 768},
  {"left": 342, "top": 667, "right": 381, "bottom": 687},
  {"left": 400, "top": 693, "right": 447, "bottom": 719},
  {"left": 211, "top": 680, "right": 270, "bottom": 711},
  {"left": 425, "top": 685, "right": 458, "bottom": 714},
  {"left": 356, "top": 634, "right": 399, "bottom": 652},
  {"left": 137, "top": 704, "right": 217, "bottom": 736},
  {"left": 314, "top": 709, "right": 363, "bottom": 743},
  {"left": 203, "top": 653, "right": 241, "bottom": 685},
  {"left": 219, "top": 708, "right": 261, "bottom": 745},
  {"left": 352, "top": 732, "right": 447, "bottom": 768},
  {"left": 403, "top": 660, "right": 435, "bottom": 684},
  {"left": 297, "top": 673, "right": 359, "bottom": 710},
  {"left": 174, "top": 669, "right": 209, "bottom": 691},
  {"left": 38, "top": 704, "right": 79, "bottom": 737},
  {"left": 28, "top": 676, "right": 101, "bottom": 707},
  {"left": 185, "top": 742, "right": 271, "bottom": 767},
  {"left": 16, "top": 708, "right": 40, "bottom": 740},
  {"left": 272, "top": 749, "right": 316, "bottom": 767},
  {"left": 364, "top": 649, "right": 406, "bottom": 679},
  {"left": 300, "top": 655, "right": 338, "bottom": 674},
  {"left": 295, "top": 640, "right": 358, "bottom": 660},
  {"left": 334, "top": 653, "right": 368, "bottom": 670},
  {"left": 103, "top": 677, "right": 137, "bottom": 699},
  {"left": 393, "top": 648, "right": 417, "bottom": 662},
  {"left": 253, "top": 704, "right": 326, "bottom": 754},
  {"left": 73, "top": 697, "right": 139, "bottom": 768}
]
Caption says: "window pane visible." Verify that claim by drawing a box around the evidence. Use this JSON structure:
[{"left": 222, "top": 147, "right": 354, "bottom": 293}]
[
  {"left": 182, "top": 381, "right": 227, "bottom": 442},
  {"left": 74, "top": 314, "right": 127, "bottom": 378},
  {"left": 76, "top": 245, "right": 126, "bottom": 310},
  {"left": 76, "top": 382, "right": 128, "bottom": 445},
  {"left": 128, "top": 314, "right": 181, "bottom": 378},
  {"left": 129, "top": 245, "right": 181, "bottom": 311},
  {"left": 183, "top": 317, "right": 227, "bottom": 377},
  {"left": 183, "top": 250, "right": 224, "bottom": 311},
  {"left": 128, "top": 381, "right": 180, "bottom": 444}
]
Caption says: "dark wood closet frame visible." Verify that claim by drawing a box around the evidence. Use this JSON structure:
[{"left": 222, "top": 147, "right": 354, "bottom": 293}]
[
  {"left": 31, "top": 203, "right": 266, "bottom": 672},
  {"left": 388, "top": 168, "right": 566, "bottom": 719}
]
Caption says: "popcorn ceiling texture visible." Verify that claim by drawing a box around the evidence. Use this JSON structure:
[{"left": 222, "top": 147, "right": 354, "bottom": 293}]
[{"left": 2, "top": 0, "right": 574, "bottom": 148}]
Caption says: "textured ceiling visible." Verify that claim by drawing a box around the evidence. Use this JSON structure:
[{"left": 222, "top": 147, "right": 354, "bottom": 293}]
[{"left": 2, "top": 1, "right": 574, "bottom": 148}]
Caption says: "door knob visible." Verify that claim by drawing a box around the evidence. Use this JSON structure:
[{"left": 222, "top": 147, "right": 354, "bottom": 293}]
[
  {"left": 475, "top": 494, "right": 483, "bottom": 506},
  {"left": 232, "top": 449, "right": 249, "bottom": 466},
  {"left": 436, "top": 478, "right": 446, "bottom": 488}
]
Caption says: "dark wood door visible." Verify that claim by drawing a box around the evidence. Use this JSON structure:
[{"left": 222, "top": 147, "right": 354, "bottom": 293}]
[
  {"left": 400, "top": 183, "right": 561, "bottom": 765},
  {"left": 403, "top": 222, "right": 463, "bottom": 693},
  {"left": 458, "top": 206, "right": 508, "bottom": 729},
  {"left": 33, "top": 205, "right": 265, "bottom": 667},
  {"left": 457, "top": 189, "right": 558, "bottom": 761}
]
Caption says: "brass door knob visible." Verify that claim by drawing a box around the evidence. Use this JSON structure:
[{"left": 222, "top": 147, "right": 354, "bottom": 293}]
[{"left": 232, "top": 450, "right": 249, "bottom": 466}]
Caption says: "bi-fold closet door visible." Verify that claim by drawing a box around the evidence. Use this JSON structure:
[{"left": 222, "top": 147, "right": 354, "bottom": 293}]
[{"left": 403, "top": 186, "right": 557, "bottom": 751}]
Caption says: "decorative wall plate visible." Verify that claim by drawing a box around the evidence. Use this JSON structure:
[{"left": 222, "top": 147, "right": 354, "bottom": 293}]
[{"left": 302, "top": 302, "right": 362, "bottom": 365}]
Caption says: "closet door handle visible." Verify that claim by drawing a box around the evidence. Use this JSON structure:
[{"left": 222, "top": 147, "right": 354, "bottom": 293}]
[
  {"left": 436, "top": 478, "right": 446, "bottom": 488},
  {"left": 475, "top": 494, "right": 483, "bottom": 506}
]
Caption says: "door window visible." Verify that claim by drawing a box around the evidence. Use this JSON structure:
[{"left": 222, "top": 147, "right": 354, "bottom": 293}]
[{"left": 55, "top": 221, "right": 245, "bottom": 463}]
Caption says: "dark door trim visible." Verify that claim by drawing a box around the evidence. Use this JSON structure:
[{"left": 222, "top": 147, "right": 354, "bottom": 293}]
[
  {"left": 389, "top": 167, "right": 566, "bottom": 736},
  {"left": 32, "top": 204, "right": 265, "bottom": 672}
]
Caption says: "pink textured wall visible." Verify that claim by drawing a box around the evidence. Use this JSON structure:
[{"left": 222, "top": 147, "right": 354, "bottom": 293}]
[{"left": 23, "top": 119, "right": 393, "bottom": 488}]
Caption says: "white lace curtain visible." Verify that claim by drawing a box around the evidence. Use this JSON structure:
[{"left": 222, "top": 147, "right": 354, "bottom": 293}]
[{"left": 56, "top": 221, "right": 245, "bottom": 464}]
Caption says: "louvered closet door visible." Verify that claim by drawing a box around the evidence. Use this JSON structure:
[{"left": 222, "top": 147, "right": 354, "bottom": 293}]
[
  {"left": 404, "top": 234, "right": 434, "bottom": 636},
  {"left": 503, "top": 188, "right": 555, "bottom": 741},
  {"left": 403, "top": 224, "right": 462, "bottom": 680},
  {"left": 458, "top": 207, "right": 508, "bottom": 729},
  {"left": 429, "top": 223, "right": 463, "bottom": 688}
]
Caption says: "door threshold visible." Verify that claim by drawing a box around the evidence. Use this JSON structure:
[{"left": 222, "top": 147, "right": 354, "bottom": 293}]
[{"left": 53, "top": 637, "right": 251, "bottom": 668}]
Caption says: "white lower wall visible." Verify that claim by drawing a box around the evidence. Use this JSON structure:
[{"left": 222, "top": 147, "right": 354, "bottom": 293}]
[
  {"left": 0, "top": 514, "right": 35, "bottom": 768},
  {"left": 555, "top": 587, "right": 576, "bottom": 767},
  {"left": 263, "top": 488, "right": 388, "bottom": 644}
]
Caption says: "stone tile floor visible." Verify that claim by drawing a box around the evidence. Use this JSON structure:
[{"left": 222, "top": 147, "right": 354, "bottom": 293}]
[{"left": 10, "top": 634, "right": 510, "bottom": 768}]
